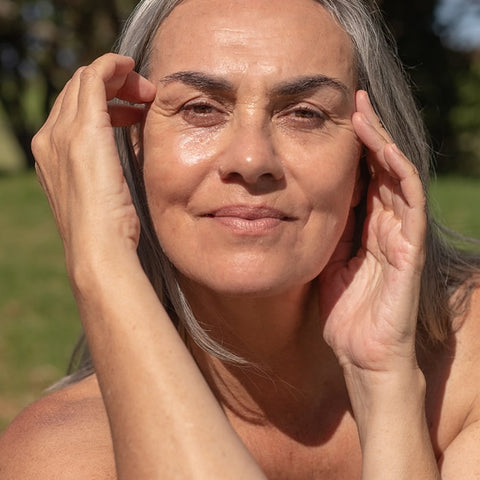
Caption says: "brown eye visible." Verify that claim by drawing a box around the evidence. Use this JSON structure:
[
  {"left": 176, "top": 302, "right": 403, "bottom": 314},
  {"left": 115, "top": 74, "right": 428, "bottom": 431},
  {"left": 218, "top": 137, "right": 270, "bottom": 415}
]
[
  {"left": 189, "top": 104, "right": 215, "bottom": 114},
  {"left": 291, "top": 107, "right": 326, "bottom": 122},
  {"left": 278, "top": 104, "right": 328, "bottom": 130},
  {"left": 180, "top": 102, "right": 227, "bottom": 127},
  {"left": 293, "top": 108, "right": 321, "bottom": 119}
]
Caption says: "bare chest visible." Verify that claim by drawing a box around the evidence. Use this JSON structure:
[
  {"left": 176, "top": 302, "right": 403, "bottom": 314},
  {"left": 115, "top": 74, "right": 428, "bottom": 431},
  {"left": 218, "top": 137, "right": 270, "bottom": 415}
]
[{"left": 234, "top": 410, "right": 362, "bottom": 480}]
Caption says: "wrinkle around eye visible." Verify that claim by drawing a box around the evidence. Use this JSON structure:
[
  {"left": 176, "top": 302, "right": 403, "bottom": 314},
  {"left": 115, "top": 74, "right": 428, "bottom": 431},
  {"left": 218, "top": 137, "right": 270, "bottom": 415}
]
[
  {"left": 148, "top": 97, "right": 180, "bottom": 118},
  {"left": 180, "top": 102, "right": 229, "bottom": 128},
  {"left": 276, "top": 107, "right": 328, "bottom": 131}
]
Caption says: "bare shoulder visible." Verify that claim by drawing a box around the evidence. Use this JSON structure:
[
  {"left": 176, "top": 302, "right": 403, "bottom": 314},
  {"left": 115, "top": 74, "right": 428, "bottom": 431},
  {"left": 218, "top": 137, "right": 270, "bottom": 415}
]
[
  {"left": 430, "top": 284, "right": 480, "bottom": 475},
  {"left": 451, "top": 285, "right": 480, "bottom": 417},
  {"left": 424, "top": 284, "right": 480, "bottom": 453},
  {"left": 0, "top": 374, "right": 116, "bottom": 480}
]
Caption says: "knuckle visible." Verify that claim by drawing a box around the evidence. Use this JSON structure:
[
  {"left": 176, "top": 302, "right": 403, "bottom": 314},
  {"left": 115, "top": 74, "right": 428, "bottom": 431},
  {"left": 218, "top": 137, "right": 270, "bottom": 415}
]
[
  {"left": 30, "top": 131, "right": 42, "bottom": 156},
  {"left": 410, "top": 165, "right": 420, "bottom": 177},
  {"left": 79, "top": 65, "right": 100, "bottom": 84},
  {"left": 72, "top": 65, "right": 87, "bottom": 79},
  {"left": 31, "top": 129, "right": 49, "bottom": 161},
  {"left": 32, "top": 121, "right": 70, "bottom": 167},
  {"left": 100, "top": 52, "right": 118, "bottom": 61}
]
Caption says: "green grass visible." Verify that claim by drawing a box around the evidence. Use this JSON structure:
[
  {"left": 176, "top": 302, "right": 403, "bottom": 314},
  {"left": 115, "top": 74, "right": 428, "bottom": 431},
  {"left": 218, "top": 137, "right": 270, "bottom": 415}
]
[
  {"left": 0, "top": 109, "right": 26, "bottom": 173},
  {"left": 430, "top": 175, "right": 480, "bottom": 240},
  {"left": 0, "top": 171, "right": 81, "bottom": 432},
  {"left": 0, "top": 172, "right": 479, "bottom": 433}
]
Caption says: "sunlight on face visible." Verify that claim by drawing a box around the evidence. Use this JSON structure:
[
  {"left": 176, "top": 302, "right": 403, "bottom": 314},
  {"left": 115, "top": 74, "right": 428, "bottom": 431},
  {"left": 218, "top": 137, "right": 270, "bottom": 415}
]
[{"left": 142, "top": 0, "right": 362, "bottom": 297}]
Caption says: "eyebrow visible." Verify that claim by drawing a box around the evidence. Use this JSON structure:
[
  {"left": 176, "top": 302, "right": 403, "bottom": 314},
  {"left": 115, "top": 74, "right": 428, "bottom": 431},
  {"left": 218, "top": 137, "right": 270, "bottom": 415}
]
[
  {"left": 272, "top": 75, "right": 349, "bottom": 98},
  {"left": 159, "top": 71, "right": 349, "bottom": 97},
  {"left": 159, "top": 71, "right": 233, "bottom": 91}
]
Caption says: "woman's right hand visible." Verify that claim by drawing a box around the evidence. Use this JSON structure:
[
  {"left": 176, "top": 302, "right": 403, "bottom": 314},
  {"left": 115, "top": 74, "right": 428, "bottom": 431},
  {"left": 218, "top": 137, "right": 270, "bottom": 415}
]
[
  {"left": 30, "top": 54, "right": 269, "bottom": 480},
  {"left": 32, "top": 54, "right": 156, "bottom": 283}
]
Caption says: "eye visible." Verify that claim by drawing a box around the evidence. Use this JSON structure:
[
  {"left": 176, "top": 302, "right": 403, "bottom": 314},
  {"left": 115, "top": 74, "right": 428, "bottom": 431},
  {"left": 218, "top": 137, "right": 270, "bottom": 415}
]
[
  {"left": 279, "top": 104, "right": 328, "bottom": 129},
  {"left": 292, "top": 108, "right": 323, "bottom": 119},
  {"left": 180, "top": 101, "right": 227, "bottom": 127},
  {"left": 187, "top": 104, "right": 215, "bottom": 114}
]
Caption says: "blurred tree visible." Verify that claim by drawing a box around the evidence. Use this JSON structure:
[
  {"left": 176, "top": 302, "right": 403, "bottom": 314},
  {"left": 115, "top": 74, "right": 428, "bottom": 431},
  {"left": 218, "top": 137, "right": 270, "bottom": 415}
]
[
  {"left": 449, "top": 54, "right": 480, "bottom": 174},
  {"left": 380, "top": 0, "right": 465, "bottom": 173},
  {"left": 0, "top": 0, "right": 137, "bottom": 168},
  {"left": 379, "top": 0, "right": 480, "bottom": 174},
  {"left": 1, "top": 0, "right": 479, "bottom": 173},
  {"left": 434, "top": 0, "right": 480, "bottom": 174}
]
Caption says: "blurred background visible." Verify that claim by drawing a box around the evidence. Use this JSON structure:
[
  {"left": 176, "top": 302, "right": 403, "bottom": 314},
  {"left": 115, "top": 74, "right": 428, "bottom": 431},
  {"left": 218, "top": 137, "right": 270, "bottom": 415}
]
[{"left": 1, "top": 0, "right": 480, "bottom": 431}]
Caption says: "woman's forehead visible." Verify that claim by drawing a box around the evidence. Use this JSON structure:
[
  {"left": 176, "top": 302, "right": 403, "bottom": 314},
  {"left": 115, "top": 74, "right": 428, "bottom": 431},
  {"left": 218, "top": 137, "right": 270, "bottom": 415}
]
[{"left": 151, "top": 0, "right": 355, "bottom": 89}]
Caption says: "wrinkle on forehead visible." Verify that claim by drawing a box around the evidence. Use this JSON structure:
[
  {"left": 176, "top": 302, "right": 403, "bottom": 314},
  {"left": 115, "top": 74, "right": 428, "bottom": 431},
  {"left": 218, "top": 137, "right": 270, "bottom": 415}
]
[{"left": 152, "top": 0, "right": 356, "bottom": 90}]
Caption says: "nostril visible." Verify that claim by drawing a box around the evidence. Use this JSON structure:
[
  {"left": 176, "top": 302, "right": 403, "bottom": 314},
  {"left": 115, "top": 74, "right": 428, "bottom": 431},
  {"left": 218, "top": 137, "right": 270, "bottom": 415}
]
[
  {"left": 217, "top": 133, "right": 284, "bottom": 184},
  {"left": 219, "top": 170, "right": 243, "bottom": 183},
  {"left": 220, "top": 170, "right": 280, "bottom": 184}
]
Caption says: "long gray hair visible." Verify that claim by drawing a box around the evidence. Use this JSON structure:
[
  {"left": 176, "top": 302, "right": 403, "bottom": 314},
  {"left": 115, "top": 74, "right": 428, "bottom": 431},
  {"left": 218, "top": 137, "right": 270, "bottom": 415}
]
[{"left": 62, "top": 0, "right": 480, "bottom": 385}]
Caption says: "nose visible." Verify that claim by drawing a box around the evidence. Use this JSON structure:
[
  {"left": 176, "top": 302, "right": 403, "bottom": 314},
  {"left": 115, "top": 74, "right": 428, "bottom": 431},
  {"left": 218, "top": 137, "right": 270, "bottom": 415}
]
[{"left": 218, "top": 122, "right": 284, "bottom": 186}]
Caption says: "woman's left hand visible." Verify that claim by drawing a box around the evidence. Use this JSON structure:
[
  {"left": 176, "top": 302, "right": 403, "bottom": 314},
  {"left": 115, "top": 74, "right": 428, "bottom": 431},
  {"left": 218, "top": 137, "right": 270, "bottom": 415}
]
[
  {"left": 319, "top": 90, "right": 427, "bottom": 377},
  {"left": 318, "top": 91, "right": 440, "bottom": 479}
]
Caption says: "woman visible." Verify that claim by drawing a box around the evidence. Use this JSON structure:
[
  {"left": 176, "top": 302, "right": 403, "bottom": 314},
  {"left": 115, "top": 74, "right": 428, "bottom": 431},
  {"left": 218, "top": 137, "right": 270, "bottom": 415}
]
[{"left": 1, "top": 0, "right": 480, "bottom": 478}]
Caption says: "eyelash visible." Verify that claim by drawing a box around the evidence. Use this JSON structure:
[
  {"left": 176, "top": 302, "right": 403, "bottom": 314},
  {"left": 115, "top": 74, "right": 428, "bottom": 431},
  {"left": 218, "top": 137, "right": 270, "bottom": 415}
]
[
  {"left": 281, "top": 105, "right": 328, "bottom": 127},
  {"left": 179, "top": 101, "right": 227, "bottom": 127},
  {"left": 179, "top": 100, "right": 328, "bottom": 129},
  {"left": 182, "top": 102, "right": 216, "bottom": 114}
]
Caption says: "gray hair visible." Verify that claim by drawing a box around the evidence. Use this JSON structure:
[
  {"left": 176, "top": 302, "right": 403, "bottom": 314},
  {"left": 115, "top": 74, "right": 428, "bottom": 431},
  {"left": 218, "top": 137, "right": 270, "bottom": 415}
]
[{"left": 62, "top": 0, "right": 479, "bottom": 386}]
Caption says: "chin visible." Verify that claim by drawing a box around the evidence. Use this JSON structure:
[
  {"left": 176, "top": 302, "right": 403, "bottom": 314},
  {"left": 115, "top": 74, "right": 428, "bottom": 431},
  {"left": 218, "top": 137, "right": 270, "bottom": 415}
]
[{"left": 177, "top": 264, "right": 319, "bottom": 300}]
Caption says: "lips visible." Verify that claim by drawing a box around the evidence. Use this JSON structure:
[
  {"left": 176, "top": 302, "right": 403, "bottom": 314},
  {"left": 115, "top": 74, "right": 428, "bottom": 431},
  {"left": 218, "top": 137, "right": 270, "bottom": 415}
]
[
  {"left": 207, "top": 205, "right": 293, "bottom": 221},
  {"left": 203, "top": 205, "right": 295, "bottom": 234}
]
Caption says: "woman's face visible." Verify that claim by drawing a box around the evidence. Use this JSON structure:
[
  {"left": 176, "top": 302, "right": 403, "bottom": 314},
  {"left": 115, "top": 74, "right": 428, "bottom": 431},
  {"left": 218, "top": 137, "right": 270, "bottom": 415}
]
[{"left": 142, "top": 0, "right": 362, "bottom": 296}]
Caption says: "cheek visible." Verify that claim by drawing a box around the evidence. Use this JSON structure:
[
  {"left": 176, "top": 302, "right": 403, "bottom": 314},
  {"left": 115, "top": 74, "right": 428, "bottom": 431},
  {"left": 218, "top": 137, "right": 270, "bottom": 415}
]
[
  {"left": 170, "top": 128, "right": 222, "bottom": 167},
  {"left": 142, "top": 124, "right": 222, "bottom": 211},
  {"left": 280, "top": 130, "right": 362, "bottom": 211}
]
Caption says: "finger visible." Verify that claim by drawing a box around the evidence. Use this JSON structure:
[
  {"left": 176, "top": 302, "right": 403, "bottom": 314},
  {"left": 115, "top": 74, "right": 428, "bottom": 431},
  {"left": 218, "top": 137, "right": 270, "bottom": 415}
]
[
  {"left": 36, "top": 67, "right": 88, "bottom": 147},
  {"left": 31, "top": 74, "right": 80, "bottom": 168},
  {"left": 91, "top": 53, "right": 136, "bottom": 98},
  {"left": 353, "top": 98, "right": 426, "bottom": 246},
  {"left": 108, "top": 103, "right": 149, "bottom": 127},
  {"left": 352, "top": 111, "right": 393, "bottom": 176},
  {"left": 55, "top": 68, "right": 86, "bottom": 125},
  {"left": 116, "top": 70, "right": 157, "bottom": 104},
  {"left": 35, "top": 72, "right": 80, "bottom": 136},
  {"left": 76, "top": 55, "right": 155, "bottom": 128},
  {"left": 43, "top": 85, "right": 69, "bottom": 126},
  {"left": 376, "top": 143, "right": 424, "bottom": 211},
  {"left": 75, "top": 56, "right": 132, "bottom": 132},
  {"left": 355, "top": 90, "right": 391, "bottom": 143},
  {"left": 385, "top": 144, "right": 426, "bottom": 246},
  {"left": 353, "top": 91, "right": 396, "bottom": 178},
  {"left": 368, "top": 143, "right": 425, "bottom": 251},
  {"left": 79, "top": 54, "right": 155, "bottom": 105}
]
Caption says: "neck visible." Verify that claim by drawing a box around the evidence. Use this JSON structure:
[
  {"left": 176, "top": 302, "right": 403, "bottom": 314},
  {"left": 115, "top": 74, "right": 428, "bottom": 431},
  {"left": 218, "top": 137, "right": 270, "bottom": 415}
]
[{"left": 180, "top": 279, "right": 349, "bottom": 439}]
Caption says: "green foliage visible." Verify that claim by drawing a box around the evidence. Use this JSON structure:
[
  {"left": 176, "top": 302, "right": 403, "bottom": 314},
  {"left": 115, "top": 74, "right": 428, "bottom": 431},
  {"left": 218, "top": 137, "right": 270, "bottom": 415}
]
[
  {"left": 380, "top": 0, "right": 480, "bottom": 175},
  {"left": 449, "top": 57, "right": 480, "bottom": 175},
  {"left": 1, "top": 0, "right": 479, "bottom": 173},
  {"left": 430, "top": 175, "right": 480, "bottom": 240},
  {"left": 0, "top": 0, "right": 138, "bottom": 167}
]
